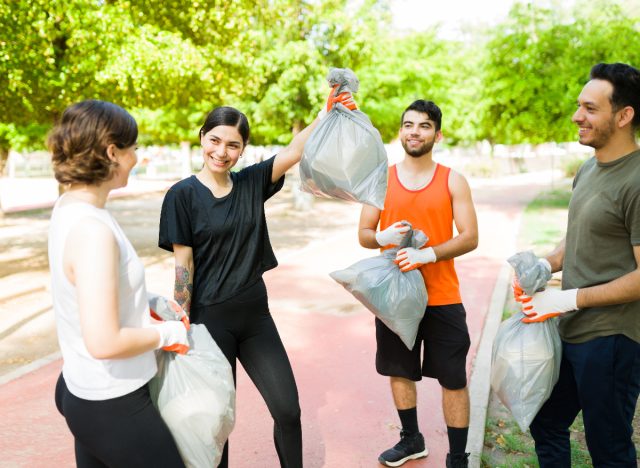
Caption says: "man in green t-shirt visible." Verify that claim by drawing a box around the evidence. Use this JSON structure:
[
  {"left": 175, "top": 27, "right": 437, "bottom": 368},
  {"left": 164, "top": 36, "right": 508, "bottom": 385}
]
[{"left": 514, "top": 62, "right": 640, "bottom": 467}]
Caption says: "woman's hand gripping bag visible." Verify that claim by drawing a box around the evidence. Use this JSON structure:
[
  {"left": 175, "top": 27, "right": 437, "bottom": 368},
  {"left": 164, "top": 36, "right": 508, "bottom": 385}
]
[
  {"left": 329, "top": 225, "right": 428, "bottom": 349},
  {"left": 148, "top": 293, "right": 235, "bottom": 468},
  {"left": 300, "top": 67, "right": 388, "bottom": 209}
]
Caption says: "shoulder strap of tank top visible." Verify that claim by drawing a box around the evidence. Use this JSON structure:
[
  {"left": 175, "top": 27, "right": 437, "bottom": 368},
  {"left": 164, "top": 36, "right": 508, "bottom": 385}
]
[{"left": 434, "top": 164, "right": 452, "bottom": 200}]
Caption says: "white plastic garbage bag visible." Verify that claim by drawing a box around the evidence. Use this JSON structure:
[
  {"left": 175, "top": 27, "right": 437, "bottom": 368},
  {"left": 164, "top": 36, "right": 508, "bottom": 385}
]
[
  {"left": 330, "top": 225, "right": 427, "bottom": 349},
  {"left": 507, "top": 251, "right": 552, "bottom": 295},
  {"left": 490, "top": 311, "right": 561, "bottom": 432},
  {"left": 300, "top": 67, "right": 388, "bottom": 209},
  {"left": 148, "top": 294, "right": 235, "bottom": 468}
]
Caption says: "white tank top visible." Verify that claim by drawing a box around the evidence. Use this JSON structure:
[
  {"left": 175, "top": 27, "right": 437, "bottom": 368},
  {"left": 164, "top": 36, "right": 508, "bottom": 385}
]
[{"left": 48, "top": 196, "right": 157, "bottom": 400}]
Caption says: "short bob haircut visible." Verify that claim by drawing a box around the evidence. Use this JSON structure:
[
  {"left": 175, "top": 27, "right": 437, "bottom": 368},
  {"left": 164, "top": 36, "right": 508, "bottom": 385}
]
[{"left": 48, "top": 100, "right": 138, "bottom": 185}]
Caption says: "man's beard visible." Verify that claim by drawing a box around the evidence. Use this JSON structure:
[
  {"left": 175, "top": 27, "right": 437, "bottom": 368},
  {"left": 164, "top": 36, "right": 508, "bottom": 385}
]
[
  {"left": 402, "top": 137, "right": 436, "bottom": 158},
  {"left": 580, "top": 117, "right": 616, "bottom": 150}
]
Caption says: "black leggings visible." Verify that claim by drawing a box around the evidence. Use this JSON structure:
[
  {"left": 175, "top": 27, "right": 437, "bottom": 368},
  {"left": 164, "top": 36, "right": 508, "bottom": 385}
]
[
  {"left": 55, "top": 374, "right": 184, "bottom": 468},
  {"left": 194, "top": 279, "right": 302, "bottom": 468}
]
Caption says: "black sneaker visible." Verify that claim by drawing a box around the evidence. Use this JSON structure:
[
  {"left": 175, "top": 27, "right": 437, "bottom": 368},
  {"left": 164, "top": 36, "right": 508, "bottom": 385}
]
[
  {"left": 446, "top": 452, "right": 470, "bottom": 468},
  {"left": 378, "top": 430, "right": 429, "bottom": 467}
]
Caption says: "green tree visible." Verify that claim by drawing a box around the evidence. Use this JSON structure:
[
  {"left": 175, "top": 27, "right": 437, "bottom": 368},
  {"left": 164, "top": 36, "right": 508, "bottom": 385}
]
[
  {"left": 356, "top": 30, "right": 475, "bottom": 144},
  {"left": 479, "top": 0, "right": 640, "bottom": 145},
  {"left": 0, "top": 0, "right": 272, "bottom": 171},
  {"left": 242, "top": 0, "right": 391, "bottom": 144}
]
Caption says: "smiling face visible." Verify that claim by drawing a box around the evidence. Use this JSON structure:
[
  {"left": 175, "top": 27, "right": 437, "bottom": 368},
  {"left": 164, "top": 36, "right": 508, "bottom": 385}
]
[
  {"left": 572, "top": 79, "right": 618, "bottom": 150},
  {"left": 399, "top": 110, "right": 442, "bottom": 158},
  {"left": 200, "top": 125, "right": 245, "bottom": 174}
]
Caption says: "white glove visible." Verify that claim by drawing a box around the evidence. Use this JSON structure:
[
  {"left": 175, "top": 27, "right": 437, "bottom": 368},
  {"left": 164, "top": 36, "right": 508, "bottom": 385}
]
[
  {"left": 519, "top": 288, "right": 578, "bottom": 323},
  {"left": 375, "top": 221, "right": 410, "bottom": 247},
  {"left": 150, "top": 321, "right": 189, "bottom": 354},
  {"left": 395, "top": 247, "right": 436, "bottom": 272}
]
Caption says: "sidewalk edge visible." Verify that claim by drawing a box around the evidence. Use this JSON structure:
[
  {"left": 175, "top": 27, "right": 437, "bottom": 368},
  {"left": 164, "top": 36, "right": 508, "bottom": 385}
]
[
  {"left": 0, "top": 351, "right": 61, "bottom": 387},
  {"left": 467, "top": 262, "right": 511, "bottom": 468}
]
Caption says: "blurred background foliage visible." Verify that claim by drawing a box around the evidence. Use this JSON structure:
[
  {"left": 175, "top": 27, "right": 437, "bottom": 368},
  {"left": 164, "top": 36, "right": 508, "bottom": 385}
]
[{"left": 1, "top": 0, "right": 639, "bottom": 171}]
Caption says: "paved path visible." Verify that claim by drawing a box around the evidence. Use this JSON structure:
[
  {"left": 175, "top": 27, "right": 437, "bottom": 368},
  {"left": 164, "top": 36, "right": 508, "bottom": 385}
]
[{"left": 0, "top": 172, "right": 555, "bottom": 467}]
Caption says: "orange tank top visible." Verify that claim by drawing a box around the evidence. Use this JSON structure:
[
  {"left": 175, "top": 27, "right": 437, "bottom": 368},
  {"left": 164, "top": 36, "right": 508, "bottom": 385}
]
[{"left": 380, "top": 164, "right": 461, "bottom": 305}]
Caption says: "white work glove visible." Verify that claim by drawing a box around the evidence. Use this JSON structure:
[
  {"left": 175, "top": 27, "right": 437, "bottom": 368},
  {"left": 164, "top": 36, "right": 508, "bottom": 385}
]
[
  {"left": 317, "top": 84, "right": 357, "bottom": 120},
  {"left": 395, "top": 247, "right": 437, "bottom": 272},
  {"left": 150, "top": 320, "right": 190, "bottom": 354},
  {"left": 518, "top": 288, "right": 578, "bottom": 323},
  {"left": 375, "top": 221, "right": 410, "bottom": 247}
]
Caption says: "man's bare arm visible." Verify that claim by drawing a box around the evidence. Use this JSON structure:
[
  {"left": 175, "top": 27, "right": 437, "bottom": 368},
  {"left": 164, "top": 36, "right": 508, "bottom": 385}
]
[
  {"left": 432, "top": 171, "right": 478, "bottom": 261},
  {"left": 576, "top": 245, "right": 640, "bottom": 308},
  {"left": 544, "top": 237, "right": 566, "bottom": 273},
  {"left": 358, "top": 204, "right": 382, "bottom": 249}
]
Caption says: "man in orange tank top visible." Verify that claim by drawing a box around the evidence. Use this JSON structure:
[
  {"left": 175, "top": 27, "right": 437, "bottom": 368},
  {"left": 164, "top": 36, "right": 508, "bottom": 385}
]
[{"left": 359, "top": 100, "right": 478, "bottom": 468}]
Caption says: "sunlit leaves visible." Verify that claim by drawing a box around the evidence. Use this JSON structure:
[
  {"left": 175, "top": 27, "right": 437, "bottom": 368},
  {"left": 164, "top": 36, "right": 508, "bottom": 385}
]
[{"left": 479, "top": 1, "right": 640, "bottom": 144}]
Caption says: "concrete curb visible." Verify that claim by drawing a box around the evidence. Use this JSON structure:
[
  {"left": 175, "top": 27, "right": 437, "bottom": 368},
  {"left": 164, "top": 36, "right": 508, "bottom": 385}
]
[
  {"left": 467, "top": 262, "right": 511, "bottom": 467},
  {"left": 0, "top": 351, "right": 61, "bottom": 386}
]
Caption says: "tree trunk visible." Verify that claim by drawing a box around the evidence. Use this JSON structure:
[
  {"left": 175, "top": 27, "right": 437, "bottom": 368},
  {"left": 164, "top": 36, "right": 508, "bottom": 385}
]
[
  {"left": 180, "top": 141, "right": 192, "bottom": 179},
  {"left": 0, "top": 145, "right": 8, "bottom": 177},
  {"left": 0, "top": 146, "right": 8, "bottom": 216}
]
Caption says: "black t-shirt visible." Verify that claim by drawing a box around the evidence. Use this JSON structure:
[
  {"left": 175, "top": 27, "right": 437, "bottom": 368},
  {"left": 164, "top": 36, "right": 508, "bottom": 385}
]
[{"left": 159, "top": 156, "right": 284, "bottom": 312}]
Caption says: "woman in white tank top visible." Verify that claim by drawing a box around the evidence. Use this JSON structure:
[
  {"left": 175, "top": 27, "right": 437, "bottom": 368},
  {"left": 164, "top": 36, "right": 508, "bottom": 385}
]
[{"left": 48, "top": 100, "right": 187, "bottom": 467}]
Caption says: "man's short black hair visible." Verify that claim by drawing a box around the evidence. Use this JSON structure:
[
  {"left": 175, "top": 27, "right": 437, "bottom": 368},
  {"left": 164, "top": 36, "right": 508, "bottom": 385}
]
[
  {"left": 401, "top": 100, "right": 442, "bottom": 131},
  {"left": 590, "top": 62, "right": 640, "bottom": 130}
]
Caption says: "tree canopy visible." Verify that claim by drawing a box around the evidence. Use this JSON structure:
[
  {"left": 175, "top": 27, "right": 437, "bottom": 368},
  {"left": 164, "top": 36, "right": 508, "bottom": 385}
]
[
  {"left": 478, "top": 1, "right": 640, "bottom": 144},
  {"left": 1, "top": 0, "right": 639, "bottom": 172}
]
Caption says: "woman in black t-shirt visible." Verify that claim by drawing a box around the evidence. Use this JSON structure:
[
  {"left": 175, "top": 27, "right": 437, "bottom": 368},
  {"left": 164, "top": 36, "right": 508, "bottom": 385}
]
[{"left": 159, "top": 93, "right": 355, "bottom": 468}]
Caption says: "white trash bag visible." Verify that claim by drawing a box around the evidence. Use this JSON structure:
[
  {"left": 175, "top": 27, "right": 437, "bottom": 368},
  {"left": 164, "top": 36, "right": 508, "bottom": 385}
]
[
  {"left": 148, "top": 294, "right": 235, "bottom": 468},
  {"left": 507, "top": 250, "right": 552, "bottom": 295},
  {"left": 300, "top": 67, "right": 388, "bottom": 209},
  {"left": 330, "top": 224, "right": 427, "bottom": 349},
  {"left": 490, "top": 311, "right": 561, "bottom": 432}
]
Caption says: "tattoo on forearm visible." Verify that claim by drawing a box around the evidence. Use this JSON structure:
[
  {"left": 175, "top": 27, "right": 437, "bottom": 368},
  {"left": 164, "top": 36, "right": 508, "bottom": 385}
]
[{"left": 174, "top": 265, "right": 193, "bottom": 314}]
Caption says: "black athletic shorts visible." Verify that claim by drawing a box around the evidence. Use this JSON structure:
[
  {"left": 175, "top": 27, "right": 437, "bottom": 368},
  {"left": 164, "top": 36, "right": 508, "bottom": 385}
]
[{"left": 375, "top": 303, "right": 471, "bottom": 390}]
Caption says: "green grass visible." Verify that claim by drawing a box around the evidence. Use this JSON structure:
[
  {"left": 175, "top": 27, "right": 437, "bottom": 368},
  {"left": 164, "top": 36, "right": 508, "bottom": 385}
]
[
  {"left": 568, "top": 416, "right": 593, "bottom": 467},
  {"left": 518, "top": 184, "right": 571, "bottom": 256},
  {"left": 525, "top": 188, "right": 572, "bottom": 210}
]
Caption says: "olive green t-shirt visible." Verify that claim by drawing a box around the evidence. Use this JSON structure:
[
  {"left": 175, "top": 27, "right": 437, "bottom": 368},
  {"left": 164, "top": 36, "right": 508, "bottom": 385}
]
[{"left": 559, "top": 150, "right": 640, "bottom": 344}]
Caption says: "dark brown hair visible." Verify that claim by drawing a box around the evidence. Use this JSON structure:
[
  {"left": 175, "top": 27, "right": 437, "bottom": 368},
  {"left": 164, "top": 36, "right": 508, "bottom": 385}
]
[
  {"left": 48, "top": 100, "right": 138, "bottom": 185},
  {"left": 590, "top": 62, "right": 640, "bottom": 131},
  {"left": 199, "top": 106, "right": 250, "bottom": 145},
  {"left": 401, "top": 100, "right": 443, "bottom": 131}
]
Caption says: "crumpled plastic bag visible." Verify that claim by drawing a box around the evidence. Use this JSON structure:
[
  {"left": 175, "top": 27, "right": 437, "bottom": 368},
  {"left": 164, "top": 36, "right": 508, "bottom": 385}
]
[
  {"left": 300, "top": 67, "right": 388, "bottom": 209},
  {"left": 507, "top": 251, "right": 552, "bottom": 295},
  {"left": 330, "top": 223, "right": 427, "bottom": 349},
  {"left": 148, "top": 293, "right": 235, "bottom": 468},
  {"left": 490, "top": 308, "right": 561, "bottom": 431}
]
